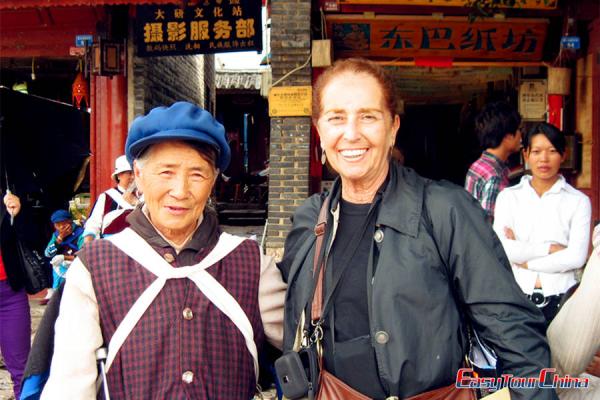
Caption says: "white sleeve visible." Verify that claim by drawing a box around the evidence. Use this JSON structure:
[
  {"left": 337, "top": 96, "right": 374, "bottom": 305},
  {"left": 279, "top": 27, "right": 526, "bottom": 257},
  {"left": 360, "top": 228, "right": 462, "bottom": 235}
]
[
  {"left": 41, "top": 258, "right": 103, "bottom": 400},
  {"left": 548, "top": 250, "right": 600, "bottom": 375},
  {"left": 83, "top": 193, "right": 107, "bottom": 239},
  {"left": 527, "top": 196, "right": 591, "bottom": 273},
  {"left": 258, "top": 251, "right": 286, "bottom": 350},
  {"left": 493, "top": 190, "right": 551, "bottom": 264}
]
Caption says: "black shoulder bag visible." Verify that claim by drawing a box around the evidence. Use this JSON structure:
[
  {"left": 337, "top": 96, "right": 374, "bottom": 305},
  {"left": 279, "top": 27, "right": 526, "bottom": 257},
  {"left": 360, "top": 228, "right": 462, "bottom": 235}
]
[{"left": 17, "top": 240, "right": 50, "bottom": 294}]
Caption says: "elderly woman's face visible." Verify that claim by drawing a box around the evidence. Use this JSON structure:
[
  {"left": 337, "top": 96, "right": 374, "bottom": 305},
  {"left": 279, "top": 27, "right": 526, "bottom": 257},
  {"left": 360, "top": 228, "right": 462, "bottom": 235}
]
[
  {"left": 317, "top": 71, "right": 399, "bottom": 188},
  {"left": 134, "top": 141, "right": 216, "bottom": 244}
]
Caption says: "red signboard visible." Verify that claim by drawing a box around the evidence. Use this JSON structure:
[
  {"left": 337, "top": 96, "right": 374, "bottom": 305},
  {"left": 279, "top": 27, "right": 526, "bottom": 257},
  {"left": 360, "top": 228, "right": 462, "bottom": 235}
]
[{"left": 326, "top": 16, "right": 549, "bottom": 61}]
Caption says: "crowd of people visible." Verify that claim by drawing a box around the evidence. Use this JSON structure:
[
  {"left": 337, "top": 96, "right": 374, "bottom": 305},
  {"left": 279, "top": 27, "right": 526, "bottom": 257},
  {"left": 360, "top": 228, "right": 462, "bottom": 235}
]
[{"left": 0, "top": 58, "right": 597, "bottom": 400}]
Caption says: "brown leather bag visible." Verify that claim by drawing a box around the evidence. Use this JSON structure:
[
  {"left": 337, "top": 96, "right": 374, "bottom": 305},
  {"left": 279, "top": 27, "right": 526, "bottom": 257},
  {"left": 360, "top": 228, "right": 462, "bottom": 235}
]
[
  {"left": 406, "top": 383, "right": 477, "bottom": 400},
  {"left": 317, "top": 369, "right": 370, "bottom": 400}
]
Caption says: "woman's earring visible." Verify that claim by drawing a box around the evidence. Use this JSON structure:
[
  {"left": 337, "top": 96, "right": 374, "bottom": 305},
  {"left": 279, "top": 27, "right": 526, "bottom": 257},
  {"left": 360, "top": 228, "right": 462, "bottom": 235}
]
[{"left": 321, "top": 149, "right": 327, "bottom": 165}]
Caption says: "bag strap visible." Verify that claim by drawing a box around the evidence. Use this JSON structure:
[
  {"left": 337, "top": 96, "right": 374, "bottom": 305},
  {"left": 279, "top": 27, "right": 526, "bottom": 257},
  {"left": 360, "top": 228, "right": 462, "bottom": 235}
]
[{"left": 311, "top": 195, "right": 330, "bottom": 322}]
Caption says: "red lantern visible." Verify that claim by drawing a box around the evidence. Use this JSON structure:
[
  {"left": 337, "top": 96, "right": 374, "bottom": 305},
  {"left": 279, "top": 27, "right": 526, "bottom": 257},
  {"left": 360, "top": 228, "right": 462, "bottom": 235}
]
[{"left": 72, "top": 72, "right": 89, "bottom": 109}]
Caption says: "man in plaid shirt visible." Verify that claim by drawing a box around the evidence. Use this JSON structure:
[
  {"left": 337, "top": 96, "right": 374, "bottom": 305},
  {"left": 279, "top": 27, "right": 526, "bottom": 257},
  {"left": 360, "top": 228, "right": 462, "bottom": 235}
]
[{"left": 465, "top": 101, "right": 522, "bottom": 223}]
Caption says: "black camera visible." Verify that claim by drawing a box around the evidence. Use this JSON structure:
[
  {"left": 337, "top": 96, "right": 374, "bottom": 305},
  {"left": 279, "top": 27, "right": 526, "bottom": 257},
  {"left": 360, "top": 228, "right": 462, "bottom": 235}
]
[{"left": 275, "top": 347, "right": 319, "bottom": 399}]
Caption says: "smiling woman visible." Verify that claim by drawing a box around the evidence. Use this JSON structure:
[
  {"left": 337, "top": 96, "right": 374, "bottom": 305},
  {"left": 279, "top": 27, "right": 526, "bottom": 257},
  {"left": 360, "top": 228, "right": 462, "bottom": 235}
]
[
  {"left": 277, "top": 58, "right": 556, "bottom": 400},
  {"left": 313, "top": 59, "right": 399, "bottom": 204}
]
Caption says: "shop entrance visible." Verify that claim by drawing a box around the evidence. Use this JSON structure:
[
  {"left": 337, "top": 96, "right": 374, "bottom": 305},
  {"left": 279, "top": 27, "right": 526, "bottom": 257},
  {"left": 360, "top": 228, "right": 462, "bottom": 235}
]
[
  {"left": 390, "top": 66, "right": 517, "bottom": 186},
  {"left": 398, "top": 103, "right": 476, "bottom": 185}
]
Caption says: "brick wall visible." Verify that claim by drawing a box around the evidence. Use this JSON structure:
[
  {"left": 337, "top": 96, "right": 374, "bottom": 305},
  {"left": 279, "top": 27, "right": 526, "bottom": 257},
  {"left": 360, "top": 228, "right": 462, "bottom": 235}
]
[
  {"left": 129, "top": 50, "right": 215, "bottom": 121},
  {"left": 266, "top": 0, "right": 312, "bottom": 253}
]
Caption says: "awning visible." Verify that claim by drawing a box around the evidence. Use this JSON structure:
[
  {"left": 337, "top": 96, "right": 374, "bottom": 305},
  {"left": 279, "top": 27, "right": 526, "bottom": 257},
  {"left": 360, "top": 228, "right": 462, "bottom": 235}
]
[{"left": 0, "top": 0, "right": 183, "bottom": 10}]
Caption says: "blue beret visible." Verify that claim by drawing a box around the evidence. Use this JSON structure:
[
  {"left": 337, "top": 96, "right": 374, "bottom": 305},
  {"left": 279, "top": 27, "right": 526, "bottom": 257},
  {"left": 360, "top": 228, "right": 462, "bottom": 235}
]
[
  {"left": 50, "top": 209, "right": 72, "bottom": 224},
  {"left": 125, "top": 102, "right": 230, "bottom": 171}
]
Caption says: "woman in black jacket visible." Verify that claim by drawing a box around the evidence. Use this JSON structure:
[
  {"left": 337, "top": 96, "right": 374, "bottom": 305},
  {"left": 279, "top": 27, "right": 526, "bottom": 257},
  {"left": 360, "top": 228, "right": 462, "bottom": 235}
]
[
  {"left": 278, "top": 58, "right": 556, "bottom": 400},
  {"left": 1, "top": 191, "right": 31, "bottom": 399}
]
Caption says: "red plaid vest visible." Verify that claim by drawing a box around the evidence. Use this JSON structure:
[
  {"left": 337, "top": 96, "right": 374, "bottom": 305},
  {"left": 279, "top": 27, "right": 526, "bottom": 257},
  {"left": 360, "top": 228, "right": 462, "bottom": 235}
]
[{"left": 79, "top": 235, "right": 264, "bottom": 399}]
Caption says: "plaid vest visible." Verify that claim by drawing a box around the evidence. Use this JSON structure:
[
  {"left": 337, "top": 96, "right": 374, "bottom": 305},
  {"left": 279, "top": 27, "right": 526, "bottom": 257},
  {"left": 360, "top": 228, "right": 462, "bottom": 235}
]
[{"left": 80, "top": 235, "right": 264, "bottom": 399}]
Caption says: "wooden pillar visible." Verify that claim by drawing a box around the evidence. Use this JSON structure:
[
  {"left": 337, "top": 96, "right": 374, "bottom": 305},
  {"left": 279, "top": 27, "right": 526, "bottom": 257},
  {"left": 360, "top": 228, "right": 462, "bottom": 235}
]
[{"left": 90, "top": 75, "right": 128, "bottom": 201}]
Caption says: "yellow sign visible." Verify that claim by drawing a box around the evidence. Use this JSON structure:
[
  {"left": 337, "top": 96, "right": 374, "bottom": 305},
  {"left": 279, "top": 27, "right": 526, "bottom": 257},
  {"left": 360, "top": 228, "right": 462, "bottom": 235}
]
[{"left": 269, "top": 86, "right": 312, "bottom": 117}]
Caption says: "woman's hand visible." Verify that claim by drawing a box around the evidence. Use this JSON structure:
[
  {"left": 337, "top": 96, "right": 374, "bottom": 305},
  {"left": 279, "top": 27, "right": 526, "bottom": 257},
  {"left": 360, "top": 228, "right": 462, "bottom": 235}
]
[
  {"left": 504, "top": 227, "right": 515, "bottom": 240},
  {"left": 3, "top": 192, "right": 21, "bottom": 217},
  {"left": 549, "top": 243, "right": 566, "bottom": 254}
]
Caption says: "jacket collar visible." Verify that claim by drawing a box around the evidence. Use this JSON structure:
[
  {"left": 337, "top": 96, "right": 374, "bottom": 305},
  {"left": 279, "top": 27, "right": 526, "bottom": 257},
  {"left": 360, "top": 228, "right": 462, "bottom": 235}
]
[
  {"left": 329, "top": 162, "right": 424, "bottom": 238},
  {"left": 126, "top": 206, "right": 220, "bottom": 253}
]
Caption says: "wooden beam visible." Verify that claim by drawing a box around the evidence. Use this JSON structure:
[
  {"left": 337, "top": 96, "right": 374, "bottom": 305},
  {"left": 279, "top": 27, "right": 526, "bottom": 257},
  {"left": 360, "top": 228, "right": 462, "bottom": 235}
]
[{"left": 377, "top": 60, "right": 546, "bottom": 67}]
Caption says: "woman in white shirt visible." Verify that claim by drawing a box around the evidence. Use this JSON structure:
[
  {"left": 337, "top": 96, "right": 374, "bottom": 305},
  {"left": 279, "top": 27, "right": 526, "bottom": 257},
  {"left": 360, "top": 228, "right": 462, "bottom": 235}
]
[{"left": 494, "top": 122, "right": 591, "bottom": 325}]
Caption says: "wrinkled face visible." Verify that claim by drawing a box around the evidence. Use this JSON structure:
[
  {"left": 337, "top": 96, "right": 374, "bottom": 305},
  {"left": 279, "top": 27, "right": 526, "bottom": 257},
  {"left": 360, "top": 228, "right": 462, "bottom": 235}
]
[
  {"left": 316, "top": 71, "right": 399, "bottom": 188},
  {"left": 54, "top": 220, "right": 72, "bottom": 237},
  {"left": 134, "top": 141, "right": 217, "bottom": 243},
  {"left": 524, "top": 133, "right": 565, "bottom": 181},
  {"left": 117, "top": 171, "right": 134, "bottom": 189}
]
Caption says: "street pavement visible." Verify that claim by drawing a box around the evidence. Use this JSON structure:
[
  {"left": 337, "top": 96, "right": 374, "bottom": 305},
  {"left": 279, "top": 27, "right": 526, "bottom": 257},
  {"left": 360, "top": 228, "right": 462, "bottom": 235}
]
[{"left": 0, "top": 224, "right": 265, "bottom": 399}]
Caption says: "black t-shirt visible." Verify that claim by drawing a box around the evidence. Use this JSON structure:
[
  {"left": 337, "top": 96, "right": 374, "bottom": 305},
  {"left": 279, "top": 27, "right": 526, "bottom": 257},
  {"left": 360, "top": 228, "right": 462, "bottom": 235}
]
[
  {"left": 329, "top": 199, "right": 372, "bottom": 341},
  {"left": 321, "top": 198, "right": 387, "bottom": 397}
]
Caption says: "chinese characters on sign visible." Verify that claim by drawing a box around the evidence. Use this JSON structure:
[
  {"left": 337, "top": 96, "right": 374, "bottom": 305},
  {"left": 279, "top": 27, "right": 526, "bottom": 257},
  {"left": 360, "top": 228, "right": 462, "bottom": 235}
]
[
  {"left": 327, "top": 17, "right": 548, "bottom": 61},
  {"left": 519, "top": 80, "right": 547, "bottom": 121},
  {"left": 135, "top": 1, "right": 261, "bottom": 57},
  {"left": 269, "top": 86, "right": 312, "bottom": 117}
]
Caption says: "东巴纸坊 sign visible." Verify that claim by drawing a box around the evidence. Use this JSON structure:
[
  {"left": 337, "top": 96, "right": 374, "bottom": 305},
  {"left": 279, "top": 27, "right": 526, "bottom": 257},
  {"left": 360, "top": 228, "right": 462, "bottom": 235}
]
[
  {"left": 135, "top": 1, "right": 261, "bottom": 57},
  {"left": 327, "top": 16, "right": 548, "bottom": 61}
]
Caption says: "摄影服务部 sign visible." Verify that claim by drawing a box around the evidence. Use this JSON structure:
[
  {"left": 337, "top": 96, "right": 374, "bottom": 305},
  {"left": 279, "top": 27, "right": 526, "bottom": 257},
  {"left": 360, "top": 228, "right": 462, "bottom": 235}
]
[{"left": 135, "top": 1, "right": 261, "bottom": 57}]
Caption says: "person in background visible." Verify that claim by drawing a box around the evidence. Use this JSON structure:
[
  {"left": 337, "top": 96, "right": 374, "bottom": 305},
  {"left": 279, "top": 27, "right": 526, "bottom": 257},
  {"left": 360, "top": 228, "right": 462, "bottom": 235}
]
[
  {"left": 465, "top": 101, "right": 522, "bottom": 223},
  {"left": 494, "top": 122, "right": 591, "bottom": 325},
  {"left": 547, "top": 222, "right": 600, "bottom": 399},
  {"left": 41, "top": 102, "right": 286, "bottom": 399},
  {"left": 43, "top": 209, "right": 84, "bottom": 301},
  {"left": 278, "top": 58, "right": 554, "bottom": 399},
  {"left": 83, "top": 155, "right": 137, "bottom": 243},
  {"left": 0, "top": 191, "right": 31, "bottom": 399}
]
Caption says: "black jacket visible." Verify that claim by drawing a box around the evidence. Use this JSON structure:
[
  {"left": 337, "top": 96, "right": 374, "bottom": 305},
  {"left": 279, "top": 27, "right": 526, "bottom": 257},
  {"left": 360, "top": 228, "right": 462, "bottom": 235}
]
[
  {"left": 278, "top": 162, "right": 557, "bottom": 399},
  {"left": 1, "top": 202, "right": 27, "bottom": 290}
]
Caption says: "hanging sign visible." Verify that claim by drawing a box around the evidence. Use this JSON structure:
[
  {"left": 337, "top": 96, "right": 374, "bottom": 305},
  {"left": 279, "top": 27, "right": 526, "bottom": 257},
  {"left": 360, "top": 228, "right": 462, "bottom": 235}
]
[
  {"left": 135, "top": 1, "right": 262, "bottom": 57},
  {"left": 560, "top": 36, "right": 580, "bottom": 50},
  {"left": 75, "top": 34, "right": 94, "bottom": 47},
  {"left": 269, "top": 86, "right": 312, "bottom": 117},
  {"left": 326, "top": 16, "right": 548, "bottom": 61},
  {"left": 519, "top": 80, "right": 547, "bottom": 121}
]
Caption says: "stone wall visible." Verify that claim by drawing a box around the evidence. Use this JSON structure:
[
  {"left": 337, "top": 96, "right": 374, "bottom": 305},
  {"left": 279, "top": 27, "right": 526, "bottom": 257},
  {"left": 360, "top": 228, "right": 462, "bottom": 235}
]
[{"left": 266, "top": 0, "right": 312, "bottom": 253}]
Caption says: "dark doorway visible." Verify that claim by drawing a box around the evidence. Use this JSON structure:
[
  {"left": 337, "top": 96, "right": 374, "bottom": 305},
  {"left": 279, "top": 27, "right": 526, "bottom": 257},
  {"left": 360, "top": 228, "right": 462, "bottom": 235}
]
[{"left": 397, "top": 104, "right": 478, "bottom": 186}]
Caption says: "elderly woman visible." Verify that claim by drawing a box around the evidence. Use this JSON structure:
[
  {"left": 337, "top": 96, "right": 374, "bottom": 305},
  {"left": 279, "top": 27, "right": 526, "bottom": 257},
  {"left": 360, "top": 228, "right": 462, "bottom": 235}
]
[
  {"left": 278, "top": 59, "right": 556, "bottom": 399},
  {"left": 41, "top": 102, "right": 285, "bottom": 399}
]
